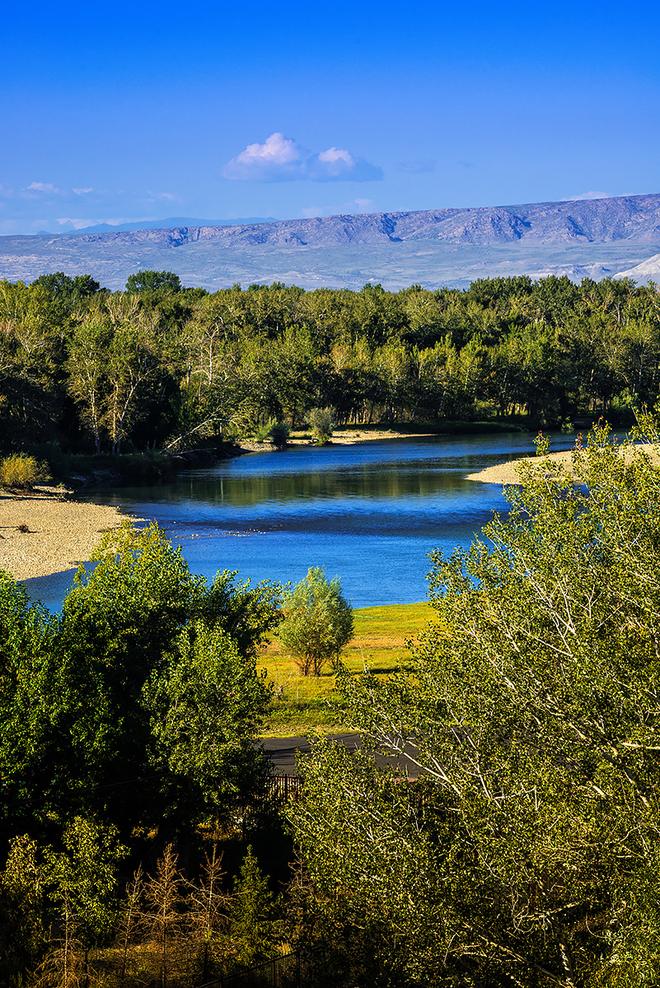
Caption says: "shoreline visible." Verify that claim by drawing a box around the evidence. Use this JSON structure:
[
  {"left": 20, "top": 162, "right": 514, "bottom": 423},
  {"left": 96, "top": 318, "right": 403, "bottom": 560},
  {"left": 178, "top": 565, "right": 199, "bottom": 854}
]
[
  {"left": 1, "top": 424, "right": 533, "bottom": 583},
  {"left": 0, "top": 488, "right": 127, "bottom": 581},
  {"left": 241, "top": 420, "right": 529, "bottom": 453},
  {"left": 291, "top": 427, "right": 443, "bottom": 446},
  {"left": 466, "top": 443, "right": 659, "bottom": 485}
]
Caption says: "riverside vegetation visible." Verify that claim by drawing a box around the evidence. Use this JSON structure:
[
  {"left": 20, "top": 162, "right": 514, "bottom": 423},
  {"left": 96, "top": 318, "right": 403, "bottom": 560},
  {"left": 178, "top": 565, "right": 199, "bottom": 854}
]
[
  {"left": 1, "top": 268, "right": 660, "bottom": 986},
  {"left": 0, "top": 271, "right": 658, "bottom": 465},
  {"left": 0, "top": 423, "right": 658, "bottom": 986}
]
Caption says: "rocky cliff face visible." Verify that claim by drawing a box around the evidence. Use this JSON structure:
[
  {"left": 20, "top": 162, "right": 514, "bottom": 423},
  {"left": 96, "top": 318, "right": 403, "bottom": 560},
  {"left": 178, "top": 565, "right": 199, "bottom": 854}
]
[{"left": 67, "top": 193, "right": 660, "bottom": 250}]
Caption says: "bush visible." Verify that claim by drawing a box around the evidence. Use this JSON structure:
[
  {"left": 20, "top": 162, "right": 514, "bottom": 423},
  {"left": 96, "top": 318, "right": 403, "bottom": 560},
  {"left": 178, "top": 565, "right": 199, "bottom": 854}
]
[
  {"left": 249, "top": 419, "right": 290, "bottom": 448},
  {"left": 269, "top": 422, "right": 290, "bottom": 449},
  {"left": 252, "top": 419, "right": 276, "bottom": 443},
  {"left": 308, "top": 408, "right": 335, "bottom": 445},
  {"left": 0, "top": 455, "right": 49, "bottom": 491}
]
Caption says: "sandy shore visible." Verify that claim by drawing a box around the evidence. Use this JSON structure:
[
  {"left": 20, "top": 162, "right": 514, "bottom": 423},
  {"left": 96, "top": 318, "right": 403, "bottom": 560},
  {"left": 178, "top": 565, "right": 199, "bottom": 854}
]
[
  {"left": 0, "top": 488, "right": 126, "bottom": 581},
  {"left": 288, "top": 428, "right": 441, "bottom": 446},
  {"left": 467, "top": 444, "right": 659, "bottom": 485}
]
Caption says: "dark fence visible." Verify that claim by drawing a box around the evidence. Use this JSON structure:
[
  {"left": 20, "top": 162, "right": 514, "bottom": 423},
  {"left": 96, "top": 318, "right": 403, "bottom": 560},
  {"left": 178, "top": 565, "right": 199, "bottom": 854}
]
[
  {"left": 265, "top": 774, "right": 302, "bottom": 803},
  {"left": 200, "top": 948, "right": 316, "bottom": 988}
]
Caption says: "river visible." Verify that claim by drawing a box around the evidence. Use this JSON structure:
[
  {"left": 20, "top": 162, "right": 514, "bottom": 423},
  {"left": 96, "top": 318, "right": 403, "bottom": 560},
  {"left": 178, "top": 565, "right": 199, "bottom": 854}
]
[{"left": 24, "top": 431, "right": 575, "bottom": 610}]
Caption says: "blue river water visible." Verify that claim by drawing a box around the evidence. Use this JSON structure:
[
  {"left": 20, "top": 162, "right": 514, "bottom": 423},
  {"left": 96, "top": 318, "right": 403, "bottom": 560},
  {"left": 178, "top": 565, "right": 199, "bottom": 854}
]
[{"left": 24, "top": 431, "right": 575, "bottom": 610}]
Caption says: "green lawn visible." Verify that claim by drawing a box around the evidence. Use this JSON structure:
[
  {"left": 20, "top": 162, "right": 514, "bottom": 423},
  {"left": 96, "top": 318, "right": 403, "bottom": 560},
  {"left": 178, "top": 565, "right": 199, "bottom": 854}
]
[{"left": 259, "top": 602, "right": 433, "bottom": 736}]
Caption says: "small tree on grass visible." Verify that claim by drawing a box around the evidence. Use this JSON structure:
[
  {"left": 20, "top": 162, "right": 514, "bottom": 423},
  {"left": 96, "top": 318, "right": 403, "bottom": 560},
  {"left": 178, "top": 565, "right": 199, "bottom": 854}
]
[{"left": 279, "top": 568, "right": 353, "bottom": 676}]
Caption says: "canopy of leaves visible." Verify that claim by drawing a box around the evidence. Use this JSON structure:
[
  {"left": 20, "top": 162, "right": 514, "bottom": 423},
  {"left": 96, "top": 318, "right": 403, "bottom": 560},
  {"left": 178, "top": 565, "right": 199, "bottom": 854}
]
[
  {"left": 279, "top": 567, "right": 353, "bottom": 676},
  {"left": 289, "top": 422, "right": 660, "bottom": 986},
  {"left": 0, "top": 275, "right": 657, "bottom": 453},
  {"left": 0, "top": 523, "right": 281, "bottom": 840}
]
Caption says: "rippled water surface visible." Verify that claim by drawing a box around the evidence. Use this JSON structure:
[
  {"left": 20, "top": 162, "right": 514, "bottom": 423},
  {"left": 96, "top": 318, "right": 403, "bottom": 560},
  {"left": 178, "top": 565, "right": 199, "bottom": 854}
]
[{"left": 26, "top": 431, "right": 575, "bottom": 609}]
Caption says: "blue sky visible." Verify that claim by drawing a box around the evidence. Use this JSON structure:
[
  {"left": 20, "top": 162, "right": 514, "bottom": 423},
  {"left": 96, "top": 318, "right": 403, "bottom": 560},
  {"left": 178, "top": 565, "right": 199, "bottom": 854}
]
[{"left": 1, "top": 0, "right": 658, "bottom": 234}]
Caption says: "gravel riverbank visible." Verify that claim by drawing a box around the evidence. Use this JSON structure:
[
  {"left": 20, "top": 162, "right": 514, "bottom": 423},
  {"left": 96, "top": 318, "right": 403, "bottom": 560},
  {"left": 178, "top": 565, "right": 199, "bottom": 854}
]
[{"left": 0, "top": 489, "right": 126, "bottom": 580}]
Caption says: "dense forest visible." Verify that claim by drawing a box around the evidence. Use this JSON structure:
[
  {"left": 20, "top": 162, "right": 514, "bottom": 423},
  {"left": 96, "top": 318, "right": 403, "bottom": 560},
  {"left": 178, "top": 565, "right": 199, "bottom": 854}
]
[{"left": 0, "top": 270, "right": 658, "bottom": 459}]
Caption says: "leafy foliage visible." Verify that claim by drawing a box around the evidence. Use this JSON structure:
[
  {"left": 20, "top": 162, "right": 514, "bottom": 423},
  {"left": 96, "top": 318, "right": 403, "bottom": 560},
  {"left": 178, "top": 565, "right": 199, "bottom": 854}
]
[
  {"left": 0, "top": 524, "right": 280, "bottom": 839},
  {"left": 0, "top": 454, "right": 49, "bottom": 489},
  {"left": 279, "top": 567, "right": 353, "bottom": 676},
  {"left": 0, "top": 275, "right": 658, "bottom": 454},
  {"left": 307, "top": 407, "right": 335, "bottom": 444},
  {"left": 289, "top": 424, "right": 660, "bottom": 986}
]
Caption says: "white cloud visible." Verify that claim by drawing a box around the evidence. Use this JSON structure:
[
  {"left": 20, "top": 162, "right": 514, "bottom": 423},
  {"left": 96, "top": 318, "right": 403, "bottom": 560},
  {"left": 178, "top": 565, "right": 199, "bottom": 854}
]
[
  {"left": 26, "top": 181, "right": 63, "bottom": 195},
  {"left": 563, "top": 191, "right": 613, "bottom": 201},
  {"left": 224, "top": 132, "right": 382, "bottom": 183},
  {"left": 56, "top": 217, "right": 99, "bottom": 229},
  {"left": 145, "top": 190, "right": 178, "bottom": 202},
  {"left": 301, "top": 198, "right": 375, "bottom": 218},
  {"left": 27, "top": 183, "right": 98, "bottom": 198},
  {"left": 55, "top": 216, "right": 138, "bottom": 230},
  {"left": 223, "top": 132, "right": 303, "bottom": 181}
]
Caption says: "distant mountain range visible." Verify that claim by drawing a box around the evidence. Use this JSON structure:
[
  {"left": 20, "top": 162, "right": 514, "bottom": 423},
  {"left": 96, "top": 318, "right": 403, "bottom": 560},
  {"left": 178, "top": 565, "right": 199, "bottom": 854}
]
[
  {"left": 65, "top": 193, "right": 660, "bottom": 248},
  {"left": 52, "top": 216, "right": 275, "bottom": 235},
  {"left": 2, "top": 193, "right": 659, "bottom": 291}
]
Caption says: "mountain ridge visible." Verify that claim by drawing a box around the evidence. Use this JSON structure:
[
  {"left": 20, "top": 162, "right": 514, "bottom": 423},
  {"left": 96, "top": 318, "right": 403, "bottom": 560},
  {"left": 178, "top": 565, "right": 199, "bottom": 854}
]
[
  {"left": 51, "top": 216, "right": 276, "bottom": 235},
  {"left": 2, "top": 193, "right": 659, "bottom": 291},
  {"left": 58, "top": 193, "right": 660, "bottom": 249}
]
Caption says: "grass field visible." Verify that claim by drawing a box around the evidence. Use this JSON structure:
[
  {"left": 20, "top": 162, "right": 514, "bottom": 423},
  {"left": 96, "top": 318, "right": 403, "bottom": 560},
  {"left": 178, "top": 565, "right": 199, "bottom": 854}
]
[{"left": 259, "top": 601, "right": 433, "bottom": 736}]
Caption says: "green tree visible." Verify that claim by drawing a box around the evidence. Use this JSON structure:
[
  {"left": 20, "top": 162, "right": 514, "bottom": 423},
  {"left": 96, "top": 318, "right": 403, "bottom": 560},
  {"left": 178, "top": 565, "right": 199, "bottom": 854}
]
[
  {"left": 145, "top": 621, "right": 272, "bottom": 824},
  {"left": 290, "top": 424, "right": 660, "bottom": 985},
  {"left": 0, "top": 524, "right": 280, "bottom": 836},
  {"left": 225, "top": 847, "right": 278, "bottom": 969},
  {"left": 66, "top": 311, "right": 111, "bottom": 453},
  {"left": 0, "top": 835, "right": 46, "bottom": 985},
  {"left": 126, "top": 270, "right": 182, "bottom": 294},
  {"left": 44, "top": 818, "right": 126, "bottom": 971},
  {"left": 279, "top": 567, "right": 353, "bottom": 676}
]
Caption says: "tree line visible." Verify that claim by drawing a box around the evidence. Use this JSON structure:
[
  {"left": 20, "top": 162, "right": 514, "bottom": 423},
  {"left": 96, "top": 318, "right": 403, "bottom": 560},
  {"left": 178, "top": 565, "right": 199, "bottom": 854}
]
[{"left": 0, "top": 270, "right": 658, "bottom": 457}]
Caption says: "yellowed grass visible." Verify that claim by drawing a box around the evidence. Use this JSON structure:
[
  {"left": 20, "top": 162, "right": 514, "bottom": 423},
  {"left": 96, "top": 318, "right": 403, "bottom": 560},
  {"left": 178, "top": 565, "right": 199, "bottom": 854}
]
[{"left": 259, "top": 602, "right": 432, "bottom": 736}]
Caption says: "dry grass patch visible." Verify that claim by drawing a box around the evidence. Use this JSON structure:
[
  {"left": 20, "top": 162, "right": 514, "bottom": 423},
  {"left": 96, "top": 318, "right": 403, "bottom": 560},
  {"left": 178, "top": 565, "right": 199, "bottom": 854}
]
[{"left": 259, "top": 602, "right": 432, "bottom": 736}]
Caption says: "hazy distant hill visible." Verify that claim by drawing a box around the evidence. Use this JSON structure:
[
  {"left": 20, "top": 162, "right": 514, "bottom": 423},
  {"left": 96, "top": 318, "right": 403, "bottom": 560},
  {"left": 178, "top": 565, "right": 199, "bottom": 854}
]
[
  {"left": 68, "top": 193, "right": 660, "bottom": 248},
  {"left": 54, "top": 216, "right": 275, "bottom": 235},
  {"left": 2, "top": 194, "right": 659, "bottom": 290}
]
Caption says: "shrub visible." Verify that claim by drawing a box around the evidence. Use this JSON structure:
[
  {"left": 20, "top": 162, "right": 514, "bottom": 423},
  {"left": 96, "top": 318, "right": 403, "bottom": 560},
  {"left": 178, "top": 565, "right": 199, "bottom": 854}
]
[
  {"left": 0, "top": 455, "right": 49, "bottom": 491},
  {"left": 308, "top": 407, "right": 335, "bottom": 445},
  {"left": 269, "top": 422, "right": 290, "bottom": 449},
  {"left": 252, "top": 419, "right": 276, "bottom": 443}
]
